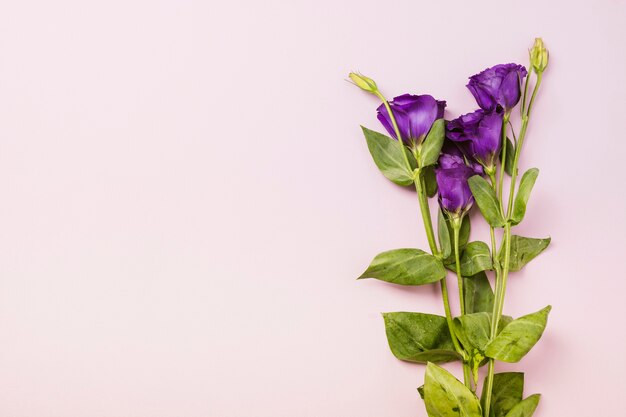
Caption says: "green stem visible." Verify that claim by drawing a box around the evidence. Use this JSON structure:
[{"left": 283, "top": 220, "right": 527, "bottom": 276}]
[
  {"left": 497, "top": 112, "right": 510, "bottom": 204},
  {"left": 414, "top": 176, "right": 439, "bottom": 255},
  {"left": 371, "top": 91, "right": 472, "bottom": 388},
  {"left": 521, "top": 70, "right": 531, "bottom": 116},
  {"left": 452, "top": 216, "right": 473, "bottom": 390},
  {"left": 373, "top": 91, "right": 412, "bottom": 172},
  {"left": 484, "top": 74, "right": 543, "bottom": 416},
  {"left": 452, "top": 218, "right": 466, "bottom": 316},
  {"left": 525, "top": 72, "right": 542, "bottom": 117}
]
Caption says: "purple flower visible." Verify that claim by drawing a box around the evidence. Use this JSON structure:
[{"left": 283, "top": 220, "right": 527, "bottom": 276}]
[
  {"left": 377, "top": 94, "right": 446, "bottom": 148},
  {"left": 439, "top": 142, "right": 484, "bottom": 175},
  {"left": 446, "top": 109, "right": 503, "bottom": 170},
  {"left": 467, "top": 64, "right": 527, "bottom": 112},
  {"left": 435, "top": 165, "right": 475, "bottom": 215}
]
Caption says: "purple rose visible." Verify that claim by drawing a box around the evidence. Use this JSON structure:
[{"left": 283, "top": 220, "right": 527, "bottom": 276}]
[
  {"left": 446, "top": 109, "right": 503, "bottom": 170},
  {"left": 435, "top": 165, "right": 475, "bottom": 215},
  {"left": 467, "top": 64, "right": 527, "bottom": 112},
  {"left": 438, "top": 142, "right": 484, "bottom": 175},
  {"left": 377, "top": 94, "right": 446, "bottom": 148}
]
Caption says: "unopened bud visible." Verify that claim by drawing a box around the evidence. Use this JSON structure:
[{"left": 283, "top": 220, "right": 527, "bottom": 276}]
[
  {"left": 348, "top": 72, "right": 378, "bottom": 94},
  {"left": 529, "top": 38, "right": 549, "bottom": 73}
]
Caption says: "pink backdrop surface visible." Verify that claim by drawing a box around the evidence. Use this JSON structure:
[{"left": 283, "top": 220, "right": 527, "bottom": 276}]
[{"left": 0, "top": 0, "right": 625, "bottom": 416}]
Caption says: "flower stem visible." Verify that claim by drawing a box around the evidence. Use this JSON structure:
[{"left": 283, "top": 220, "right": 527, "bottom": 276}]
[
  {"left": 373, "top": 91, "right": 413, "bottom": 172},
  {"left": 414, "top": 176, "right": 439, "bottom": 255},
  {"left": 483, "top": 75, "right": 542, "bottom": 417},
  {"left": 372, "top": 91, "right": 471, "bottom": 388},
  {"left": 497, "top": 112, "right": 510, "bottom": 204},
  {"left": 452, "top": 218, "right": 466, "bottom": 316}
]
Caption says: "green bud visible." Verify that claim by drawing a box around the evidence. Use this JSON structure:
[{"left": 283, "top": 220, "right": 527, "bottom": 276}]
[
  {"left": 348, "top": 72, "right": 378, "bottom": 93},
  {"left": 529, "top": 38, "right": 549, "bottom": 73}
]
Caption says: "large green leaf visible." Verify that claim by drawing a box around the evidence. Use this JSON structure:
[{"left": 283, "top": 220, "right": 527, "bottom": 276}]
[
  {"left": 438, "top": 209, "right": 452, "bottom": 259},
  {"left": 501, "top": 235, "right": 550, "bottom": 272},
  {"left": 358, "top": 249, "right": 446, "bottom": 285},
  {"left": 511, "top": 168, "right": 539, "bottom": 225},
  {"left": 485, "top": 306, "right": 551, "bottom": 362},
  {"left": 361, "top": 126, "right": 416, "bottom": 186},
  {"left": 460, "top": 241, "right": 493, "bottom": 276},
  {"left": 463, "top": 272, "right": 494, "bottom": 314},
  {"left": 481, "top": 372, "right": 524, "bottom": 417},
  {"left": 382, "top": 312, "right": 461, "bottom": 363},
  {"left": 424, "top": 362, "right": 483, "bottom": 417},
  {"left": 468, "top": 175, "right": 506, "bottom": 227},
  {"left": 504, "top": 394, "right": 540, "bottom": 417},
  {"left": 419, "top": 119, "right": 445, "bottom": 167}
]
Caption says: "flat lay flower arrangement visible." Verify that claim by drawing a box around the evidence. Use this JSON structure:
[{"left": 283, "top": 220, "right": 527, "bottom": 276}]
[{"left": 350, "top": 39, "right": 550, "bottom": 417}]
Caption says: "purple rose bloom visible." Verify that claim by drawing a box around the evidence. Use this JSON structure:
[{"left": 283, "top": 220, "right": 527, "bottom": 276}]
[
  {"left": 439, "top": 142, "right": 484, "bottom": 175},
  {"left": 435, "top": 165, "right": 475, "bottom": 215},
  {"left": 467, "top": 64, "right": 527, "bottom": 112},
  {"left": 377, "top": 94, "right": 446, "bottom": 148},
  {"left": 446, "top": 109, "right": 503, "bottom": 170}
]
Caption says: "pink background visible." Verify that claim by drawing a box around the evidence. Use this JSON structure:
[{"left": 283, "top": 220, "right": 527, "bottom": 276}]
[{"left": 0, "top": 0, "right": 625, "bottom": 416}]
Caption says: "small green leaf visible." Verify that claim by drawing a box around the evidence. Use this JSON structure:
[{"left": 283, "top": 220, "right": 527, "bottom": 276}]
[
  {"left": 499, "top": 138, "right": 515, "bottom": 176},
  {"left": 419, "top": 119, "right": 445, "bottom": 167},
  {"left": 501, "top": 235, "right": 551, "bottom": 272},
  {"left": 485, "top": 306, "right": 551, "bottom": 363},
  {"left": 438, "top": 209, "right": 452, "bottom": 259},
  {"left": 468, "top": 175, "right": 506, "bottom": 227},
  {"left": 504, "top": 394, "right": 540, "bottom": 417},
  {"left": 481, "top": 372, "right": 524, "bottom": 417},
  {"left": 460, "top": 241, "right": 493, "bottom": 276},
  {"left": 454, "top": 312, "right": 492, "bottom": 352},
  {"left": 453, "top": 313, "right": 512, "bottom": 353},
  {"left": 417, "top": 385, "right": 425, "bottom": 399},
  {"left": 464, "top": 272, "right": 494, "bottom": 314},
  {"left": 423, "top": 165, "right": 438, "bottom": 197},
  {"left": 511, "top": 168, "right": 539, "bottom": 225},
  {"left": 382, "top": 312, "right": 461, "bottom": 364},
  {"left": 361, "top": 126, "right": 416, "bottom": 186},
  {"left": 424, "top": 363, "right": 483, "bottom": 417},
  {"left": 358, "top": 249, "right": 446, "bottom": 286}
]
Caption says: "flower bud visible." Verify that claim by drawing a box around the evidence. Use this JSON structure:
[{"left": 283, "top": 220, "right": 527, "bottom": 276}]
[
  {"left": 529, "top": 38, "right": 549, "bottom": 73},
  {"left": 348, "top": 72, "right": 378, "bottom": 94}
]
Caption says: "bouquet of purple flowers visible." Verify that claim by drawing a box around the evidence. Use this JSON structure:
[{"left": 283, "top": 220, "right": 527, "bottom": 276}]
[{"left": 350, "top": 39, "right": 550, "bottom": 417}]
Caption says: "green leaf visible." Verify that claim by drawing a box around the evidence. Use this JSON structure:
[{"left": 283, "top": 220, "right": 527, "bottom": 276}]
[
  {"left": 485, "top": 306, "right": 552, "bottom": 363},
  {"left": 468, "top": 175, "right": 506, "bottom": 227},
  {"left": 419, "top": 119, "right": 445, "bottom": 167},
  {"left": 438, "top": 209, "right": 452, "bottom": 259},
  {"left": 424, "top": 362, "right": 483, "bottom": 417},
  {"left": 382, "top": 312, "right": 461, "bottom": 363},
  {"left": 453, "top": 313, "right": 512, "bottom": 352},
  {"left": 418, "top": 385, "right": 425, "bottom": 399},
  {"left": 460, "top": 241, "right": 493, "bottom": 276},
  {"left": 511, "top": 168, "right": 539, "bottom": 225},
  {"left": 423, "top": 165, "right": 438, "bottom": 197},
  {"left": 464, "top": 272, "right": 494, "bottom": 314},
  {"left": 361, "top": 126, "right": 416, "bottom": 186},
  {"left": 481, "top": 372, "right": 524, "bottom": 417},
  {"left": 454, "top": 312, "right": 491, "bottom": 352},
  {"left": 504, "top": 394, "right": 540, "bottom": 417},
  {"left": 499, "top": 138, "right": 515, "bottom": 176},
  {"left": 501, "top": 235, "right": 551, "bottom": 272},
  {"left": 358, "top": 249, "right": 446, "bottom": 286}
]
